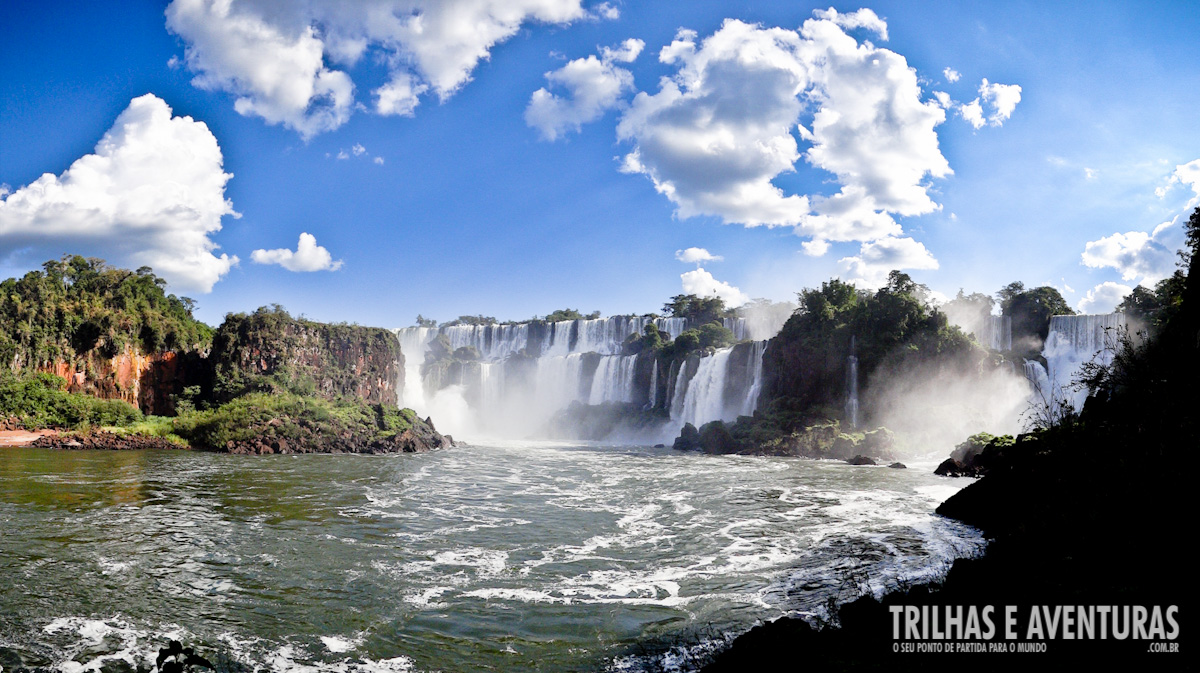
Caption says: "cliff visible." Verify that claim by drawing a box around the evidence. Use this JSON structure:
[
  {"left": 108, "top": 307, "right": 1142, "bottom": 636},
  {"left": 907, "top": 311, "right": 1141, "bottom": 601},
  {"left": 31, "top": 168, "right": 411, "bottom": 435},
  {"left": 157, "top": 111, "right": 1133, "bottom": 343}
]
[
  {"left": 208, "top": 306, "right": 403, "bottom": 407},
  {"left": 39, "top": 346, "right": 206, "bottom": 416},
  {"left": 0, "top": 256, "right": 214, "bottom": 416}
]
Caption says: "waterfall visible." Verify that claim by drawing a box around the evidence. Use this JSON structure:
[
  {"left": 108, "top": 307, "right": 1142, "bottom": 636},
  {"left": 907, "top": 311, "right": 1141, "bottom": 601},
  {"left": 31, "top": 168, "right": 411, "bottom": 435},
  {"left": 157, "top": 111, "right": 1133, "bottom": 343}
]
[
  {"left": 441, "top": 323, "right": 532, "bottom": 360},
  {"left": 845, "top": 336, "right": 859, "bottom": 430},
  {"left": 739, "top": 341, "right": 767, "bottom": 417},
  {"left": 669, "top": 357, "right": 692, "bottom": 421},
  {"left": 974, "top": 316, "right": 1012, "bottom": 351},
  {"left": 667, "top": 340, "right": 769, "bottom": 429},
  {"left": 394, "top": 315, "right": 768, "bottom": 439},
  {"left": 677, "top": 348, "right": 735, "bottom": 427},
  {"left": 647, "top": 360, "right": 659, "bottom": 410},
  {"left": 395, "top": 327, "right": 436, "bottom": 410},
  {"left": 656, "top": 317, "right": 688, "bottom": 340},
  {"left": 1030, "top": 312, "right": 1128, "bottom": 414},
  {"left": 588, "top": 355, "right": 639, "bottom": 404},
  {"left": 722, "top": 317, "right": 747, "bottom": 341}
]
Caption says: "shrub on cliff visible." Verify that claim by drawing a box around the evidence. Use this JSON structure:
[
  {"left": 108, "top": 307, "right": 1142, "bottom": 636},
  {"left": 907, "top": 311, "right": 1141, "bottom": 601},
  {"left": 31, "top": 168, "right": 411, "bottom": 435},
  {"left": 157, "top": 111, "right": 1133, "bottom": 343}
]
[
  {"left": 0, "top": 372, "right": 143, "bottom": 430},
  {"left": 209, "top": 306, "right": 402, "bottom": 406},
  {"left": 997, "top": 281, "right": 1074, "bottom": 346},
  {"left": 662, "top": 294, "right": 732, "bottom": 327}
]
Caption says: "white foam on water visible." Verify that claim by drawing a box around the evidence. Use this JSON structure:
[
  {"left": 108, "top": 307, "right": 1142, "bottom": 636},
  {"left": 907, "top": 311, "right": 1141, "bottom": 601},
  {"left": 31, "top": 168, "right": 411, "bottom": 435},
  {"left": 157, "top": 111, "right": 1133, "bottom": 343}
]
[
  {"left": 40, "top": 617, "right": 187, "bottom": 673},
  {"left": 320, "top": 636, "right": 358, "bottom": 653},
  {"left": 462, "top": 587, "right": 570, "bottom": 604}
]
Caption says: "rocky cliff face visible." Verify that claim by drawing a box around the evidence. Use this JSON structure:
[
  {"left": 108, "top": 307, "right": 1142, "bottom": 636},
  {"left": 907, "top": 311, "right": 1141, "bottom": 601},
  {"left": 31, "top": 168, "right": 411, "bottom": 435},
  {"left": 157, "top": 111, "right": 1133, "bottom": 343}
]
[
  {"left": 37, "top": 346, "right": 206, "bottom": 416},
  {"left": 209, "top": 308, "right": 404, "bottom": 406}
]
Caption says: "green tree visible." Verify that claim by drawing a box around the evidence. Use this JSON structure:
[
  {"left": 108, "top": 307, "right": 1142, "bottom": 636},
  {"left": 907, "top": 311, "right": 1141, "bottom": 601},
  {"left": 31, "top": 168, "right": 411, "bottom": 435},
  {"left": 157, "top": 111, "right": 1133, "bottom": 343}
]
[
  {"left": 662, "top": 294, "right": 729, "bottom": 327},
  {"left": 544, "top": 308, "right": 584, "bottom": 322},
  {"left": 0, "top": 255, "right": 213, "bottom": 373},
  {"left": 1000, "top": 285, "right": 1074, "bottom": 344}
]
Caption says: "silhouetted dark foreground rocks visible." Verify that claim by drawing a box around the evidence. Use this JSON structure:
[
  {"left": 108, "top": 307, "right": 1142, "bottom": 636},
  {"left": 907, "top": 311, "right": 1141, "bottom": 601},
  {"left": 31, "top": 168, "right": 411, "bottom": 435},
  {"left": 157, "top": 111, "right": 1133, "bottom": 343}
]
[{"left": 703, "top": 421, "right": 1193, "bottom": 672}]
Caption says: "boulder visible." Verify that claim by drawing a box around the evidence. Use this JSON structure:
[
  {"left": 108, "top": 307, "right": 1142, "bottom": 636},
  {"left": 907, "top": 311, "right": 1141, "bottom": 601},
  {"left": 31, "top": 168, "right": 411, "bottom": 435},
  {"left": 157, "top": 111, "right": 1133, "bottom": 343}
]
[
  {"left": 673, "top": 422, "right": 701, "bottom": 451},
  {"left": 846, "top": 455, "right": 877, "bottom": 465},
  {"left": 698, "top": 421, "right": 739, "bottom": 455}
]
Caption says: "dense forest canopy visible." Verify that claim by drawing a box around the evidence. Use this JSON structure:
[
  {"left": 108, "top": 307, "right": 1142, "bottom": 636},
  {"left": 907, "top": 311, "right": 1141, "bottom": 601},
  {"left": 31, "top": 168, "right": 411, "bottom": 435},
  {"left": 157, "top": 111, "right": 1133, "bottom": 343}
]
[{"left": 0, "top": 255, "right": 212, "bottom": 370}]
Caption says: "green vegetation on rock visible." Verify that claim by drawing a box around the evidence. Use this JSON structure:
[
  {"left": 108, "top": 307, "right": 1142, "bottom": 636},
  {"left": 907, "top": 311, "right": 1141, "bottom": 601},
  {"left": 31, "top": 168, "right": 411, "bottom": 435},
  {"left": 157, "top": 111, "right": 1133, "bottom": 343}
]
[
  {"left": 0, "top": 372, "right": 143, "bottom": 430},
  {"left": 170, "top": 391, "right": 427, "bottom": 452},
  {"left": 0, "top": 255, "right": 212, "bottom": 370},
  {"left": 209, "top": 305, "right": 402, "bottom": 406},
  {"left": 998, "top": 281, "right": 1074, "bottom": 345}
]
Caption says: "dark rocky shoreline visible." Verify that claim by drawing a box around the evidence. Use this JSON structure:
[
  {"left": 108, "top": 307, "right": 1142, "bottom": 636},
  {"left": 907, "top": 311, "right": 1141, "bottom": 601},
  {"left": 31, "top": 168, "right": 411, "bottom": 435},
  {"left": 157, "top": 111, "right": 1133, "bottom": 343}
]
[
  {"left": 30, "top": 431, "right": 183, "bottom": 451},
  {"left": 25, "top": 416, "right": 454, "bottom": 455},
  {"left": 701, "top": 423, "right": 1194, "bottom": 671}
]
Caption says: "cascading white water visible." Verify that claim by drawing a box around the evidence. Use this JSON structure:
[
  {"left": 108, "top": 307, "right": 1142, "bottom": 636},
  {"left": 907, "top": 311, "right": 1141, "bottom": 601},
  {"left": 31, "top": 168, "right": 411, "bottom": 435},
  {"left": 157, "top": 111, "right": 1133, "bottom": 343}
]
[
  {"left": 974, "top": 316, "right": 1012, "bottom": 351},
  {"left": 845, "top": 336, "right": 859, "bottom": 430},
  {"left": 396, "top": 327, "right": 436, "bottom": 410},
  {"left": 588, "top": 355, "right": 639, "bottom": 404},
  {"left": 740, "top": 341, "right": 767, "bottom": 417},
  {"left": 668, "top": 340, "right": 769, "bottom": 429},
  {"left": 535, "top": 353, "right": 588, "bottom": 409},
  {"left": 396, "top": 316, "right": 769, "bottom": 439},
  {"left": 442, "top": 323, "right": 530, "bottom": 361},
  {"left": 677, "top": 348, "right": 735, "bottom": 428},
  {"left": 1026, "top": 312, "right": 1127, "bottom": 414},
  {"left": 723, "top": 317, "right": 747, "bottom": 341},
  {"left": 647, "top": 360, "right": 658, "bottom": 410},
  {"left": 668, "top": 359, "right": 692, "bottom": 421}
]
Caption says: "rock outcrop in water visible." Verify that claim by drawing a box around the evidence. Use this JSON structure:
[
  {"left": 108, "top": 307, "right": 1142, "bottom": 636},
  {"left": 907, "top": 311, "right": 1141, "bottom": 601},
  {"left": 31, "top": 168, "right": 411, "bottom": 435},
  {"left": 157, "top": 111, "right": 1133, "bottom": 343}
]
[{"left": 671, "top": 272, "right": 993, "bottom": 456}]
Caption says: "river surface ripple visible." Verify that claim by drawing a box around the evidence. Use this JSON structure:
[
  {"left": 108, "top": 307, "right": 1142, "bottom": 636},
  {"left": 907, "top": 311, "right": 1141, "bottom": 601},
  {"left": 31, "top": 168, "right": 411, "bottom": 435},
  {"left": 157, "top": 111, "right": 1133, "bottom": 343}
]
[{"left": 0, "top": 443, "right": 982, "bottom": 672}]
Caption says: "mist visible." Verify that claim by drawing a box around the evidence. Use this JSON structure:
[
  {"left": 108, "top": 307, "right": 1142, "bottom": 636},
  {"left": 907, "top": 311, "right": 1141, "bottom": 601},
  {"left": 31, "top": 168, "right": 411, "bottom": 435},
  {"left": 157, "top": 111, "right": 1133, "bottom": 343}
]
[
  {"left": 865, "top": 358, "right": 1032, "bottom": 460},
  {"left": 737, "top": 299, "right": 796, "bottom": 341}
]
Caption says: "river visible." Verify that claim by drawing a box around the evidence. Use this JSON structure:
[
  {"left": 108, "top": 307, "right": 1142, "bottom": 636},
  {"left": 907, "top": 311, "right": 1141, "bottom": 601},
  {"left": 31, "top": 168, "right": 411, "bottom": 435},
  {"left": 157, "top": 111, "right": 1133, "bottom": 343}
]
[{"left": 0, "top": 443, "right": 981, "bottom": 672}]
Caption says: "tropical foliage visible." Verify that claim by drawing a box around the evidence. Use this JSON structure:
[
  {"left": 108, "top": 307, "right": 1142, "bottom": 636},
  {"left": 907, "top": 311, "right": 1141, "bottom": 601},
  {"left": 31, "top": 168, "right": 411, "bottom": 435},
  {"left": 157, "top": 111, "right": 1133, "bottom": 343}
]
[{"left": 0, "top": 255, "right": 212, "bottom": 370}]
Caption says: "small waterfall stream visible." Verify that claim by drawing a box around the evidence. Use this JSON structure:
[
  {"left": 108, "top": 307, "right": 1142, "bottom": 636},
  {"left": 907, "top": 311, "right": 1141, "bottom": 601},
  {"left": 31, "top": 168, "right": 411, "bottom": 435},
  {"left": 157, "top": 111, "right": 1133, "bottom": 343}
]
[{"left": 845, "top": 335, "right": 859, "bottom": 430}]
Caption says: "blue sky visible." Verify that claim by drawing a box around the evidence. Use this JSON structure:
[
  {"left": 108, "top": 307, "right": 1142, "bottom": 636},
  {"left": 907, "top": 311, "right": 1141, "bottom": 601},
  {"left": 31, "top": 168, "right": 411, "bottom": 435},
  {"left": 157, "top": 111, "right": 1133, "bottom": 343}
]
[{"left": 2, "top": 1, "right": 1199, "bottom": 327}]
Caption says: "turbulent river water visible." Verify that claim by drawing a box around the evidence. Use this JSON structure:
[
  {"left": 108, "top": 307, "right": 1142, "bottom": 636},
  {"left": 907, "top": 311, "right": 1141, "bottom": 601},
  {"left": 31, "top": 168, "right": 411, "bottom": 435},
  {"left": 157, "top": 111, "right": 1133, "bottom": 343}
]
[{"left": 0, "top": 444, "right": 982, "bottom": 672}]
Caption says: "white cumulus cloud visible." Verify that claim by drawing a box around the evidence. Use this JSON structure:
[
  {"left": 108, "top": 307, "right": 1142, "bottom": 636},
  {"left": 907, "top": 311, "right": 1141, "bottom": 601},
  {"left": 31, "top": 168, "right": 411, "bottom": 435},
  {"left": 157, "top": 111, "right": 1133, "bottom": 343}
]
[
  {"left": 681, "top": 267, "right": 750, "bottom": 307},
  {"left": 1156, "top": 158, "right": 1200, "bottom": 206},
  {"left": 674, "top": 247, "right": 722, "bottom": 264},
  {"left": 960, "top": 78, "right": 1021, "bottom": 129},
  {"left": 812, "top": 7, "right": 888, "bottom": 40},
  {"left": 1081, "top": 161, "right": 1199, "bottom": 287},
  {"left": 166, "top": 0, "right": 589, "bottom": 137},
  {"left": 251, "top": 232, "right": 343, "bottom": 272},
  {"left": 526, "top": 39, "right": 643, "bottom": 141},
  {"left": 943, "top": 67, "right": 960, "bottom": 83},
  {"left": 1082, "top": 220, "right": 1185, "bottom": 286},
  {"left": 838, "top": 236, "right": 938, "bottom": 288},
  {"left": 1078, "top": 281, "right": 1132, "bottom": 314},
  {"left": 591, "top": 2, "right": 619, "bottom": 20},
  {"left": 615, "top": 11, "right": 951, "bottom": 256},
  {"left": 0, "top": 94, "right": 238, "bottom": 293},
  {"left": 801, "top": 238, "right": 830, "bottom": 256}
]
